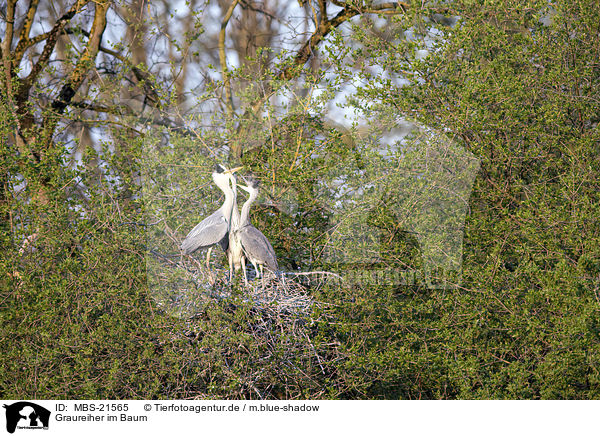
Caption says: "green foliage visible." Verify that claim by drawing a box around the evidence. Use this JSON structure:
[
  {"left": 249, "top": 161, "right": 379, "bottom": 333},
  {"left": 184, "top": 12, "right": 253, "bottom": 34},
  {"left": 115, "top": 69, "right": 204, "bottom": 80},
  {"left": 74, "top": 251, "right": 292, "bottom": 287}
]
[
  {"left": 2, "top": 0, "right": 600, "bottom": 400},
  {"left": 343, "top": 0, "right": 600, "bottom": 398}
]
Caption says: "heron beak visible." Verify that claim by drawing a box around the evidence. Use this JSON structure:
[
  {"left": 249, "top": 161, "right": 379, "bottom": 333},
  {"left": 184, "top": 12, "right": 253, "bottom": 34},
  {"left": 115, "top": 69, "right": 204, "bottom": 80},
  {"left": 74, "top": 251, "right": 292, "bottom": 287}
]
[
  {"left": 238, "top": 184, "right": 251, "bottom": 193},
  {"left": 225, "top": 166, "right": 243, "bottom": 174}
]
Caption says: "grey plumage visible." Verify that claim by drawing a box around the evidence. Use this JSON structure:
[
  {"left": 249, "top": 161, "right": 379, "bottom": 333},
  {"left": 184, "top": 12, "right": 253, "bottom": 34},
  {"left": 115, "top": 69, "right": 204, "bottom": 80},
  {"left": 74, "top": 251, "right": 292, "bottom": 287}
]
[
  {"left": 180, "top": 165, "right": 242, "bottom": 277},
  {"left": 180, "top": 210, "right": 229, "bottom": 255},
  {"left": 236, "top": 178, "right": 278, "bottom": 280},
  {"left": 237, "top": 224, "right": 278, "bottom": 272},
  {"left": 226, "top": 171, "right": 244, "bottom": 280}
]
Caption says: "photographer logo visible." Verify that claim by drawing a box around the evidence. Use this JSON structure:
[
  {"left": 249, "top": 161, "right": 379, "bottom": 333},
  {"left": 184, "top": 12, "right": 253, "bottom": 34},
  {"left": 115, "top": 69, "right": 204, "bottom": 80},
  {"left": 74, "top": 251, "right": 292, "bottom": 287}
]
[{"left": 3, "top": 402, "right": 50, "bottom": 433}]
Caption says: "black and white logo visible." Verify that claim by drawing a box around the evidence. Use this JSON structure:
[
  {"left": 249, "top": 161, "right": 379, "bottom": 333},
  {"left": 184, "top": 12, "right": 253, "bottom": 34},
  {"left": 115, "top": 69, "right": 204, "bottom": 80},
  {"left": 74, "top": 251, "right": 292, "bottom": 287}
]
[{"left": 3, "top": 402, "right": 50, "bottom": 434}]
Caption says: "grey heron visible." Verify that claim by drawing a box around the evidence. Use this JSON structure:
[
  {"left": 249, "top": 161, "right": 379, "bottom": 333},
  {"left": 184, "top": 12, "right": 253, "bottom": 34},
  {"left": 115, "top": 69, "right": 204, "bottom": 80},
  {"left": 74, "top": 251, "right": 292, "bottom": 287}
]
[
  {"left": 180, "top": 164, "right": 242, "bottom": 274},
  {"left": 235, "top": 177, "right": 278, "bottom": 284},
  {"left": 226, "top": 172, "right": 245, "bottom": 281}
]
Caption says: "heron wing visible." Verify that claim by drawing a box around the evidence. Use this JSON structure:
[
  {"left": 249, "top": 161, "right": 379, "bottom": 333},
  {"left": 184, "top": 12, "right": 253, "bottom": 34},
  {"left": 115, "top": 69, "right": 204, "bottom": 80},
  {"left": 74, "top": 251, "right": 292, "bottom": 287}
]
[
  {"left": 181, "top": 210, "right": 229, "bottom": 254},
  {"left": 238, "top": 225, "right": 278, "bottom": 271}
]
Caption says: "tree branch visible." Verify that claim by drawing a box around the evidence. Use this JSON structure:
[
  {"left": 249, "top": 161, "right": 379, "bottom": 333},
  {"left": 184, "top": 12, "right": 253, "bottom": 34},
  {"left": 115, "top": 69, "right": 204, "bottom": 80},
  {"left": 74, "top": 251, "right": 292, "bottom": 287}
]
[
  {"left": 1, "top": 0, "right": 17, "bottom": 55},
  {"left": 239, "top": 0, "right": 280, "bottom": 24},
  {"left": 51, "top": 2, "right": 109, "bottom": 114},
  {"left": 363, "top": 2, "right": 408, "bottom": 14},
  {"left": 66, "top": 27, "right": 161, "bottom": 107},
  {"left": 219, "top": 0, "right": 241, "bottom": 115},
  {"left": 39, "top": 0, "right": 108, "bottom": 149},
  {"left": 70, "top": 100, "right": 195, "bottom": 134},
  {"left": 11, "top": 22, "right": 161, "bottom": 111},
  {"left": 318, "top": 0, "right": 328, "bottom": 25},
  {"left": 233, "top": 0, "right": 408, "bottom": 158},
  {"left": 1, "top": 0, "right": 29, "bottom": 153},
  {"left": 15, "top": 30, "right": 52, "bottom": 52},
  {"left": 1, "top": 0, "right": 17, "bottom": 92},
  {"left": 245, "top": 3, "right": 357, "bottom": 118},
  {"left": 22, "top": 0, "right": 89, "bottom": 97},
  {"left": 13, "top": 0, "right": 40, "bottom": 67},
  {"left": 330, "top": 0, "right": 408, "bottom": 13},
  {"left": 279, "top": 1, "right": 406, "bottom": 82}
]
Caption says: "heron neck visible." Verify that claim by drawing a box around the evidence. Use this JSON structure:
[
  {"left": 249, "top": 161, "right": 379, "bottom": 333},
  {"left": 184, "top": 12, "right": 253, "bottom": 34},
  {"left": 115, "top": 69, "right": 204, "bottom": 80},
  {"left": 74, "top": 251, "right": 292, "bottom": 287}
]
[
  {"left": 240, "top": 190, "right": 258, "bottom": 227},
  {"left": 230, "top": 177, "right": 240, "bottom": 228},
  {"left": 219, "top": 181, "right": 236, "bottom": 225}
]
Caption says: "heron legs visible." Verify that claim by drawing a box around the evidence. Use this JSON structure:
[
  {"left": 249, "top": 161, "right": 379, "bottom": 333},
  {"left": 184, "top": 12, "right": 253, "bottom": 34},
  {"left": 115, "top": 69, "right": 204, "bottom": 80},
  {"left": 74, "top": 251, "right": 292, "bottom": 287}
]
[
  {"left": 241, "top": 256, "right": 248, "bottom": 286},
  {"left": 206, "top": 247, "right": 212, "bottom": 270},
  {"left": 259, "top": 264, "right": 265, "bottom": 287},
  {"left": 251, "top": 260, "right": 260, "bottom": 279},
  {"left": 205, "top": 247, "right": 217, "bottom": 284},
  {"left": 227, "top": 250, "right": 235, "bottom": 283}
]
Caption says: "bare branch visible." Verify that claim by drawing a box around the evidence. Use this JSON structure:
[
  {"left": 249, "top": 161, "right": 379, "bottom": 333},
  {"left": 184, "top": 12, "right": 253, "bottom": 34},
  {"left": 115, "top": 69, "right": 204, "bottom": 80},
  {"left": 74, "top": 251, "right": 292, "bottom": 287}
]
[
  {"left": 364, "top": 2, "right": 408, "bottom": 14},
  {"left": 51, "top": 2, "right": 109, "bottom": 114},
  {"left": 331, "top": 0, "right": 408, "bottom": 13},
  {"left": 279, "top": 1, "right": 406, "bottom": 83},
  {"left": 1, "top": 0, "right": 17, "bottom": 97},
  {"left": 67, "top": 27, "right": 161, "bottom": 107},
  {"left": 70, "top": 100, "right": 195, "bottom": 133},
  {"left": 39, "top": 0, "right": 108, "bottom": 149},
  {"left": 13, "top": 0, "right": 40, "bottom": 67},
  {"left": 1, "top": 0, "right": 27, "bottom": 153},
  {"left": 239, "top": 0, "right": 280, "bottom": 24},
  {"left": 219, "top": 0, "right": 241, "bottom": 115},
  {"left": 11, "top": 23, "right": 160, "bottom": 110},
  {"left": 70, "top": 100, "right": 135, "bottom": 115},
  {"left": 15, "top": 30, "right": 52, "bottom": 52},
  {"left": 233, "top": 0, "right": 408, "bottom": 158},
  {"left": 318, "top": 0, "right": 328, "bottom": 25},
  {"left": 23, "top": 0, "right": 89, "bottom": 94},
  {"left": 1, "top": 0, "right": 17, "bottom": 58},
  {"left": 18, "top": 0, "right": 40, "bottom": 40}
]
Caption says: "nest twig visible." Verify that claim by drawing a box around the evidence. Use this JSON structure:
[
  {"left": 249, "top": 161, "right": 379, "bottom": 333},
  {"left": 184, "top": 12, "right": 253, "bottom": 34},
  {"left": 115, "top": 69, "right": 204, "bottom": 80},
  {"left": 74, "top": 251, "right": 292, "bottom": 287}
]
[{"left": 146, "top": 248, "right": 336, "bottom": 320}]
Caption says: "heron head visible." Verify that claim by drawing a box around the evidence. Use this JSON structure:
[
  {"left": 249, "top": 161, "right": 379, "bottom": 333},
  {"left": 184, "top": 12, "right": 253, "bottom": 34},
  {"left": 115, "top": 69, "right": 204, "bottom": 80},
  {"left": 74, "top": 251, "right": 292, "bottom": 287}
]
[
  {"left": 225, "top": 166, "right": 243, "bottom": 175},
  {"left": 240, "top": 173, "right": 259, "bottom": 186},
  {"left": 212, "top": 164, "right": 242, "bottom": 189},
  {"left": 239, "top": 175, "right": 259, "bottom": 195},
  {"left": 213, "top": 163, "right": 242, "bottom": 174}
]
